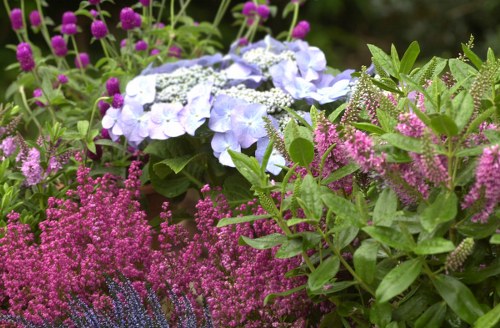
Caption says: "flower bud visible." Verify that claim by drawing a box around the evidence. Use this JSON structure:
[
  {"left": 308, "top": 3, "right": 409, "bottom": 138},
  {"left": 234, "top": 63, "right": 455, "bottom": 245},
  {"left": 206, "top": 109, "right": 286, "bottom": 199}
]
[
  {"left": 10, "top": 8, "right": 23, "bottom": 31},
  {"left": 291, "top": 20, "right": 310, "bottom": 39},
  {"left": 29, "top": 10, "right": 42, "bottom": 28},
  {"left": 51, "top": 35, "right": 68, "bottom": 57}
]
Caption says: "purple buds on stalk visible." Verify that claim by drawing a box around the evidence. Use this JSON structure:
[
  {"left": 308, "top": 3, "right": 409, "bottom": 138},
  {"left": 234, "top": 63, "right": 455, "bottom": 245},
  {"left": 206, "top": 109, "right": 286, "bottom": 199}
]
[
  {"left": 291, "top": 20, "right": 310, "bottom": 39},
  {"left": 120, "top": 7, "right": 141, "bottom": 30},
  {"left": 91, "top": 20, "right": 108, "bottom": 39},
  {"left": 29, "top": 10, "right": 42, "bottom": 28},
  {"left": 51, "top": 35, "right": 68, "bottom": 57},
  {"left": 10, "top": 8, "right": 23, "bottom": 31},
  {"left": 16, "top": 43, "right": 35, "bottom": 72}
]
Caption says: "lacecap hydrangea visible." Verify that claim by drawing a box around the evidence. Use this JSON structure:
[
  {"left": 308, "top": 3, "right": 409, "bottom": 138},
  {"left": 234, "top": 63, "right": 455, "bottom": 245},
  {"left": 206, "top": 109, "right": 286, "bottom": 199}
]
[{"left": 102, "top": 36, "right": 354, "bottom": 173}]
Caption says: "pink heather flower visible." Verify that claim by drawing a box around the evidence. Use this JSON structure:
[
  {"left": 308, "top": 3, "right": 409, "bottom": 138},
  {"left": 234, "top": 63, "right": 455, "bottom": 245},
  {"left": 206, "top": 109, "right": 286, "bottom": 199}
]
[
  {"left": 106, "top": 77, "right": 120, "bottom": 96},
  {"left": 291, "top": 20, "right": 310, "bottom": 39},
  {"left": 139, "top": 0, "right": 151, "bottom": 6},
  {"left": 61, "top": 23, "right": 77, "bottom": 35},
  {"left": 29, "top": 10, "right": 42, "bottom": 28},
  {"left": 51, "top": 35, "right": 68, "bottom": 57},
  {"left": 0, "top": 136, "right": 17, "bottom": 157},
  {"left": 168, "top": 45, "right": 181, "bottom": 58},
  {"left": 62, "top": 11, "right": 76, "bottom": 25},
  {"left": 21, "top": 148, "right": 43, "bottom": 186},
  {"left": 57, "top": 74, "right": 68, "bottom": 84},
  {"left": 242, "top": 1, "right": 257, "bottom": 16},
  {"left": 135, "top": 40, "right": 148, "bottom": 51},
  {"left": 256, "top": 5, "right": 270, "bottom": 20},
  {"left": 90, "top": 20, "right": 108, "bottom": 39},
  {"left": 462, "top": 145, "right": 500, "bottom": 223},
  {"left": 120, "top": 7, "right": 141, "bottom": 30},
  {"left": 10, "top": 8, "right": 23, "bottom": 31},
  {"left": 16, "top": 42, "right": 35, "bottom": 72},
  {"left": 74, "top": 52, "right": 90, "bottom": 69}
]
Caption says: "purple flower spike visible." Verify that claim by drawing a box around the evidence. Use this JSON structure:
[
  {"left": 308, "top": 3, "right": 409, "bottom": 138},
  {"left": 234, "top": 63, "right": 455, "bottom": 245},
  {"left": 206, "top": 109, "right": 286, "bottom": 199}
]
[
  {"left": 291, "top": 20, "right": 310, "bottom": 39},
  {"left": 61, "top": 23, "right": 77, "bottom": 35},
  {"left": 51, "top": 35, "right": 68, "bottom": 57},
  {"left": 242, "top": 1, "right": 257, "bottom": 16},
  {"left": 10, "top": 8, "right": 23, "bottom": 31},
  {"left": 91, "top": 20, "right": 108, "bottom": 39},
  {"left": 21, "top": 148, "right": 43, "bottom": 186},
  {"left": 29, "top": 10, "right": 42, "bottom": 28},
  {"left": 106, "top": 77, "right": 120, "bottom": 96},
  {"left": 16, "top": 42, "right": 35, "bottom": 72},
  {"left": 120, "top": 7, "right": 140, "bottom": 30},
  {"left": 62, "top": 11, "right": 77, "bottom": 25},
  {"left": 75, "top": 53, "right": 90, "bottom": 69},
  {"left": 256, "top": 5, "right": 270, "bottom": 20},
  {"left": 135, "top": 40, "right": 148, "bottom": 51}
]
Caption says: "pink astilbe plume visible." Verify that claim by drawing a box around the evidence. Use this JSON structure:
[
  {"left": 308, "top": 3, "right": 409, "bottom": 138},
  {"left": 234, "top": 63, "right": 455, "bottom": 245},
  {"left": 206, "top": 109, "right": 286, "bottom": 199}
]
[
  {"left": 149, "top": 186, "right": 326, "bottom": 327},
  {"left": 462, "top": 144, "right": 500, "bottom": 223},
  {"left": 0, "top": 161, "right": 154, "bottom": 322}
]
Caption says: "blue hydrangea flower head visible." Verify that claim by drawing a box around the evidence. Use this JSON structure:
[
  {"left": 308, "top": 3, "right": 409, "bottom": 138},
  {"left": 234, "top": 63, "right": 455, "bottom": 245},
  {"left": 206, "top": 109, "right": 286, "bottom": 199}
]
[
  {"left": 180, "top": 83, "right": 213, "bottom": 136},
  {"left": 148, "top": 102, "right": 185, "bottom": 139},
  {"left": 211, "top": 131, "right": 241, "bottom": 167}
]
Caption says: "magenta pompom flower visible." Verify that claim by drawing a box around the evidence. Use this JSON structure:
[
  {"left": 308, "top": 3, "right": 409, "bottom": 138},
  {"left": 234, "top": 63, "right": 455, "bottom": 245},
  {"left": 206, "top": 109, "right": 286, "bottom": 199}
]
[
  {"left": 75, "top": 53, "right": 90, "bottom": 69},
  {"left": 291, "top": 20, "right": 310, "bottom": 39},
  {"left": 29, "top": 10, "right": 42, "bottom": 28},
  {"left": 33, "top": 88, "right": 46, "bottom": 107},
  {"left": 120, "top": 7, "right": 141, "bottom": 30},
  {"left": 242, "top": 1, "right": 257, "bottom": 16},
  {"left": 139, "top": 0, "right": 151, "bottom": 6},
  {"left": 89, "top": 0, "right": 101, "bottom": 4},
  {"left": 91, "top": 20, "right": 108, "bottom": 39},
  {"left": 62, "top": 11, "right": 77, "bottom": 25},
  {"left": 168, "top": 45, "right": 182, "bottom": 58},
  {"left": 135, "top": 40, "right": 148, "bottom": 51},
  {"left": 57, "top": 74, "right": 69, "bottom": 85},
  {"left": 256, "top": 4, "right": 270, "bottom": 20},
  {"left": 16, "top": 42, "right": 35, "bottom": 72},
  {"left": 10, "top": 8, "right": 23, "bottom": 31},
  {"left": 51, "top": 35, "right": 68, "bottom": 57},
  {"left": 61, "top": 23, "right": 77, "bottom": 35},
  {"left": 106, "top": 77, "right": 120, "bottom": 96}
]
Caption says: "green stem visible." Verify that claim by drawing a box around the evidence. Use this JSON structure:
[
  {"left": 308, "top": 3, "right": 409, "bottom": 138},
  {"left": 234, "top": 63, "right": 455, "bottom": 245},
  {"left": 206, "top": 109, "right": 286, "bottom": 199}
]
[
  {"left": 286, "top": 3, "right": 300, "bottom": 42},
  {"left": 70, "top": 35, "right": 88, "bottom": 86}
]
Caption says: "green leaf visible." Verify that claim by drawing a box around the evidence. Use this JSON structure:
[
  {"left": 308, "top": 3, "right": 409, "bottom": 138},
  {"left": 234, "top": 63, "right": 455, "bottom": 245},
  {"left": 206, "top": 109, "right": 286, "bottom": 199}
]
[
  {"left": 466, "top": 106, "right": 496, "bottom": 135},
  {"left": 153, "top": 154, "right": 201, "bottom": 174},
  {"left": 307, "top": 256, "right": 340, "bottom": 291},
  {"left": 322, "top": 193, "right": 363, "bottom": 227},
  {"left": 376, "top": 258, "right": 422, "bottom": 303},
  {"left": 382, "top": 133, "right": 422, "bottom": 153},
  {"left": 362, "top": 226, "right": 413, "bottom": 251},
  {"left": 264, "top": 284, "right": 305, "bottom": 305},
  {"left": 322, "top": 162, "right": 359, "bottom": 185},
  {"left": 414, "top": 238, "right": 455, "bottom": 255},
  {"left": 151, "top": 175, "right": 190, "bottom": 198},
  {"left": 352, "top": 122, "right": 386, "bottom": 135},
  {"left": 458, "top": 215, "right": 500, "bottom": 239},
  {"left": 449, "top": 58, "right": 476, "bottom": 85},
  {"left": 373, "top": 188, "right": 398, "bottom": 226},
  {"left": 239, "top": 233, "right": 287, "bottom": 250},
  {"left": 77, "top": 120, "right": 89, "bottom": 137},
  {"left": 287, "top": 129, "right": 314, "bottom": 166},
  {"left": 429, "top": 114, "right": 459, "bottom": 136},
  {"left": 415, "top": 302, "right": 447, "bottom": 328},
  {"left": 474, "top": 303, "right": 500, "bottom": 328},
  {"left": 461, "top": 43, "right": 483, "bottom": 69},
  {"left": 421, "top": 191, "right": 458, "bottom": 232},
  {"left": 286, "top": 218, "right": 318, "bottom": 227},
  {"left": 335, "top": 226, "right": 359, "bottom": 250},
  {"left": 399, "top": 41, "right": 420, "bottom": 75},
  {"left": 217, "top": 214, "right": 271, "bottom": 228},
  {"left": 328, "top": 103, "right": 347, "bottom": 122},
  {"left": 452, "top": 91, "right": 474, "bottom": 132},
  {"left": 490, "top": 234, "right": 500, "bottom": 244},
  {"left": 298, "top": 174, "right": 323, "bottom": 220},
  {"left": 229, "top": 150, "right": 265, "bottom": 188},
  {"left": 275, "top": 239, "right": 303, "bottom": 258},
  {"left": 390, "top": 44, "right": 401, "bottom": 73},
  {"left": 370, "top": 301, "right": 392, "bottom": 328},
  {"left": 433, "top": 274, "right": 484, "bottom": 324},
  {"left": 353, "top": 240, "right": 379, "bottom": 284},
  {"left": 367, "top": 44, "right": 396, "bottom": 76}
]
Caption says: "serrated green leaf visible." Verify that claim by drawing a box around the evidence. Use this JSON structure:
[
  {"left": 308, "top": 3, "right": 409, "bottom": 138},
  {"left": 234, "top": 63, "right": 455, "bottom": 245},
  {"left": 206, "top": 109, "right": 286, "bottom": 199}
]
[
  {"left": 353, "top": 240, "right": 378, "bottom": 284},
  {"left": 376, "top": 258, "right": 422, "bottom": 303},
  {"left": 153, "top": 154, "right": 201, "bottom": 174},
  {"left": 400, "top": 41, "right": 420, "bottom": 75},
  {"left": 421, "top": 191, "right": 457, "bottom": 232},
  {"left": 362, "top": 226, "right": 413, "bottom": 251},
  {"left": 77, "top": 120, "right": 89, "bottom": 137},
  {"left": 414, "top": 238, "right": 455, "bottom": 255},
  {"left": 229, "top": 150, "right": 265, "bottom": 188},
  {"left": 449, "top": 58, "right": 476, "bottom": 85},
  {"left": 275, "top": 238, "right": 303, "bottom": 258},
  {"left": 415, "top": 302, "right": 447, "bottom": 328},
  {"left": 308, "top": 256, "right": 340, "bottom": 291},
  {"left": 433, "top": 274, "right": 484, "bottom": 324},
  {"left": 239, "top": 233, "right": 287, "bottom": 250}
]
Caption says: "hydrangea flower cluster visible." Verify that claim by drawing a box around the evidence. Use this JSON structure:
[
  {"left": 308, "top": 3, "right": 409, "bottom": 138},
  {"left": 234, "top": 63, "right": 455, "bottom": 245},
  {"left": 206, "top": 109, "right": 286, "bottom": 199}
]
[{"left": 102, "top": 36, "right": 353, "bottom": 169}]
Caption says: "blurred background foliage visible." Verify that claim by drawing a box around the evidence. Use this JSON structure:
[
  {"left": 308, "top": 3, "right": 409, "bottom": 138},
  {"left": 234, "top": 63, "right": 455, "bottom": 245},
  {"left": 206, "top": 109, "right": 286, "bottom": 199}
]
[{"left": 1, "top": 0, "right": 500, "bottom": 102}]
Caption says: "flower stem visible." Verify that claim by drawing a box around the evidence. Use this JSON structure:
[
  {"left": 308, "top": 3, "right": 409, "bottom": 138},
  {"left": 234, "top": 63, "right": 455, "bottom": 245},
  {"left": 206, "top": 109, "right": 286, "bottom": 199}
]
[{"left": 286, "top": 2, "right": 300, "bottom": 42}]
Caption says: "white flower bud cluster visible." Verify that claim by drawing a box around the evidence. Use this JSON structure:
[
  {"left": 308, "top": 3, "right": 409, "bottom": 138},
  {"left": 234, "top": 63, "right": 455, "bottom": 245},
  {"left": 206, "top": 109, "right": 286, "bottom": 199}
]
[
  {"left": 273, "top": 110, "right": 310, "bottom": 133},
  {"left": 155, "top": 65, "right": 227, "bottom": 104},
  {"left": 242, "top": 48, "right": 295, "bottom": 76},
  {"left": 216, "top": 85, "right": 294, "bottom": 114}
]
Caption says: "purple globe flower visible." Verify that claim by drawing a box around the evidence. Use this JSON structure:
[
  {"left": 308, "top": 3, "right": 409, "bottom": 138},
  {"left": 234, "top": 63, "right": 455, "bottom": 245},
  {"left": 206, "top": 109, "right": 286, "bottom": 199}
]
[
  {"left": 168, "top": 45, "right": 181, "bottom": 58},
  {"left": 256, "top": 5, "right": 270, "bottom": 20},
  {"left": 135, "top": 40, "right": 148, "bottom": 51},
  {"left": 98, "top": 100, "right": 111, "bottom": 116},
  {"left": 33, "top": 88, "right": 46, "bottom": 107},
  {"left": 291, "top": 20, "right": 310, "bottom": 39},
  {"left": 29, "top": 10, "right": 41, "bottom": 28},
  {"left": 150, "top": 48, "right": 160, "bottom": 56},
  {"left": 75, "top": 53, "right": 90, "bottom": 69},
  {"left": 120, "top": 39, "right": 127, "bottom": 48},
  {"left": 139, "top": 0, "right": 151, "bottom": 6},
  {"left": 90, "top": 20, "right": 108, "bottom": 39},
  {"left": 120, "top": 7, "right": 140, "bottom": 30},
  {"left": 242, "top": 1, "right": 257, "bottom": 16},
  {"left": 61, "top": 23, "right": 77, "bottom": 35},
  {"left": 57, "top": 74, "right": 68, "bottom": 85},
  {"left": 62, "top": 11, "right": 76, "bottom": 25},
  {"left": 112, "top": 94, "right": 124, "bottom": 108},
  {"left": 90, "top": 9, "right": 98, "bottom": 17},
  {"left": 10, "top": 8, "right": 23, "bottom": 31},
  {"left": 51, "top": 35, "right": 68, "bottom": 57},
  {"left": 16, "top": 42, "right": 35, "bottom": 72},
  {"left": 89, "top": 0, "right": 101, "bottom": 4},
  {"left": 106, "top": 77, "right": 120, "bottom": 96}
]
